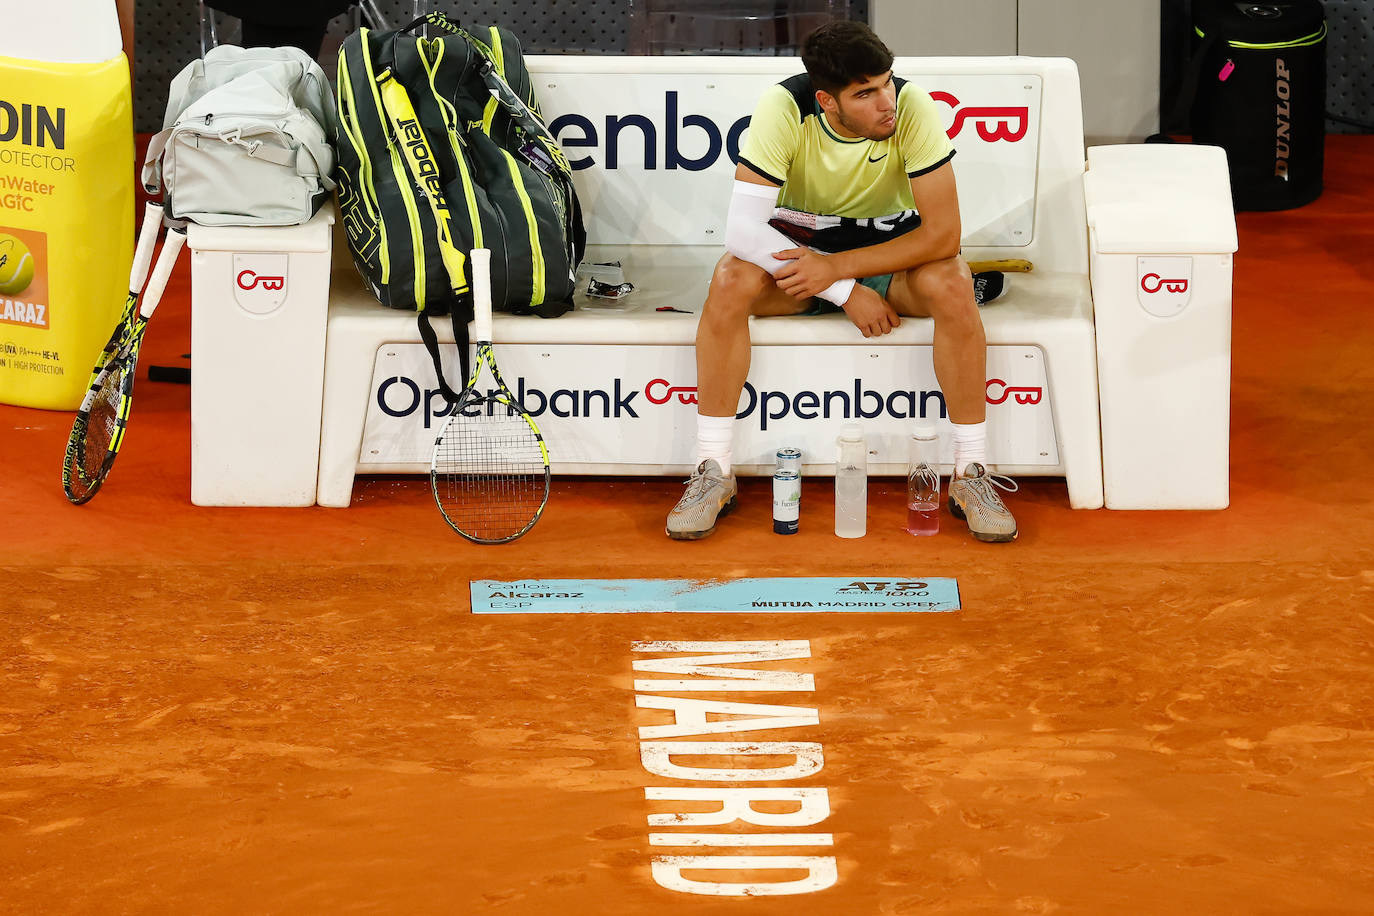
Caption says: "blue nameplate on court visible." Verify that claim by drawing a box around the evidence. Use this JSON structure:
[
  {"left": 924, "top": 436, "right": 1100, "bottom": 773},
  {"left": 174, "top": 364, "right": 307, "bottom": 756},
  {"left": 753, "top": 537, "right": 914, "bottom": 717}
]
[{"left": 471, "top": 578, "right": 960, "bottom": 614}]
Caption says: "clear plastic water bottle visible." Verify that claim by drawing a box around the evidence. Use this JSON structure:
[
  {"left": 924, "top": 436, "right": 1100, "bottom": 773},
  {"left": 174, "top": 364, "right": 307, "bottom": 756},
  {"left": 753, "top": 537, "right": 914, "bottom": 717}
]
[
  {"left": 834, "top": 423, "right": 867, "bottom": 538},
  {"left": 907, "top": 423, "right": 940, "bottom": 536}
]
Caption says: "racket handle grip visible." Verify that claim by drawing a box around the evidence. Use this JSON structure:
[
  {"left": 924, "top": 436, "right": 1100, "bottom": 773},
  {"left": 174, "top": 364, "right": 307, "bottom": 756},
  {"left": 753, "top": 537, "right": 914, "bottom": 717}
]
[
  {"left": 471, "top": 247, "right": 492, "bottom": 342},
  {"left": 139, "top": 229, "right": 187, "bottom": 320},
  {"left": 130, "top": 201, "right": 164, "bottom": 291}
]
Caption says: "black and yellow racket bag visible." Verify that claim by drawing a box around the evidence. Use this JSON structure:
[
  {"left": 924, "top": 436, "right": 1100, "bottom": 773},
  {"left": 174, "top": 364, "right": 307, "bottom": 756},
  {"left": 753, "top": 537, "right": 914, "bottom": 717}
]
[{"left": 335, "top": 12, "right": 585, "bottom": 398}]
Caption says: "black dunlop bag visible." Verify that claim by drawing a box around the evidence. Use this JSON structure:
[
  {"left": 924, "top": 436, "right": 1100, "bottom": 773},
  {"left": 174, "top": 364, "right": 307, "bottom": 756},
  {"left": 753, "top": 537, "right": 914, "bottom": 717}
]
[
  {"left": 1189, "top": 0, "right": 1327, "bottom": 211},
  {"left": 334, "top": 12, "right": 585, "bottom": 399}
]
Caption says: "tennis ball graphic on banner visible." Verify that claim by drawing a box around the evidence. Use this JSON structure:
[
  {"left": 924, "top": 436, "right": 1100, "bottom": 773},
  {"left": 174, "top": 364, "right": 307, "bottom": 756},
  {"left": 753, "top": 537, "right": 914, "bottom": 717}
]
[{"left": 0, "top": 234, "right": 35, "bottom": 295}]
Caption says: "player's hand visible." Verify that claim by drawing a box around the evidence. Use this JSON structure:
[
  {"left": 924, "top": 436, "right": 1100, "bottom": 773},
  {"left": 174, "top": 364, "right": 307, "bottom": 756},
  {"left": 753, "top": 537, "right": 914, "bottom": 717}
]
[
  {"left": 840, "top": 282, "right": 901, "bottom": 338},
  {"left": 772, "top": 247, "right": 841, "bottom": 299}
]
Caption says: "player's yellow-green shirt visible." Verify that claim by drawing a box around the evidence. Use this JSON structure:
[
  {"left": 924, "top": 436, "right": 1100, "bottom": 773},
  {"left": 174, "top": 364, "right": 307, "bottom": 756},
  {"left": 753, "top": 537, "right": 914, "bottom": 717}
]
[{"left": 738, "top": 74, "right": 955, "bottom": 217}]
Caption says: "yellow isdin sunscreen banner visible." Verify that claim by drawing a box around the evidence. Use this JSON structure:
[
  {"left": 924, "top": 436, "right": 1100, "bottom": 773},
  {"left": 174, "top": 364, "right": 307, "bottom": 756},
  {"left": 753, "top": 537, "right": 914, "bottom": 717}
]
[{"left": 0, "top": 53, "right": 133, "bottom": 410}]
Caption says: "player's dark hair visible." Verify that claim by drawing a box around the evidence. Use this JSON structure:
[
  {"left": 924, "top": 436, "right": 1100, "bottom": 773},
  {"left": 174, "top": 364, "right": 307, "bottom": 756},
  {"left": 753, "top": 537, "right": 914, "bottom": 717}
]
[{"left": 801, "top": 20, "right": 895, "bottom": 96}]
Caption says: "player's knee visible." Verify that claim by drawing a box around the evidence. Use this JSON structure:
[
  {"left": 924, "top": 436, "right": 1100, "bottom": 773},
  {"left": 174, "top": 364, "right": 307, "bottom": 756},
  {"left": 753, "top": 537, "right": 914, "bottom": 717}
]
[
  {"left": 911, "top": 257, "right": 970, "bottom": 303},
  {"left": 913, "top": 259, "right": 977, "bottom": 324},
  {"left": 704, "top": 256, "right": 771, "bottom": 320},
  {"left": 711, "top": 255, "right": 770, "bottom": 300}
]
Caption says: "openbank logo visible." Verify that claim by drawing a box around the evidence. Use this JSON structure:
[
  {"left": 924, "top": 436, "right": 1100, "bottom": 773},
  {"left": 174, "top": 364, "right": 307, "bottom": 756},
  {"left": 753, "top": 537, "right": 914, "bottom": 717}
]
[
  {"left": 1139, "top": 274, "right": 1188, "bottom": 295},
  {"left": 656, "top": 377, "right": 1044, "bottom": 414},
  {"left": 378, "top": 374, "right": 1044, "bottom": 430},
  {"left": 545, "top": 85, "right": 1032, "bottom": 171},
  {"left": 236, "top": 270, "right": 284, "bottom": 291},
  {"left": 985, "top": 378, "right": 1042, "bottom": 405},
  {"left": 232, "top": 253, "right": 288, "bottom": 314},
  {"left": 1136, "top": 256, "right": 1193, "bottom": 318},
  {"left": 549, "top": 92, "right": 750, "bottom": 172},
  {"left": 378, "top": 376, "right": 641, "bottom": 429},
  {"left": 929, "top": 91, "right": 1030, "bottom": 143}
]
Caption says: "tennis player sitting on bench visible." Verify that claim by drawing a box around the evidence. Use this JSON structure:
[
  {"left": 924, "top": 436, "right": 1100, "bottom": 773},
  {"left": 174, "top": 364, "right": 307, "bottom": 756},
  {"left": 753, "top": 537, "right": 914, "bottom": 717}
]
[{"left": 667, "top": 20, "right": 1018, "bottom": 543}]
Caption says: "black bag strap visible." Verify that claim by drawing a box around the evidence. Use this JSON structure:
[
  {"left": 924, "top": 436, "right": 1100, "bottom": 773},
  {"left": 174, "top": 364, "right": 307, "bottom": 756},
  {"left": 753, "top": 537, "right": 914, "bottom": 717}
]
[
  {"left": 417, "top": 310, "right": 470, "bottom": 405},
  {"left": 1149, "top": 31, "right": 1220, "bottom": 143},
  {"left": 397, "top": 11, "right": 464, "bottom": 36}
]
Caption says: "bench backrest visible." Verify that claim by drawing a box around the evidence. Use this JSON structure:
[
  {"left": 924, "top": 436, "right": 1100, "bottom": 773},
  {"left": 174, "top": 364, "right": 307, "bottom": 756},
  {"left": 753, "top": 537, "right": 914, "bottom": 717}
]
[{"left": 527, "top": 55, "right": 1088, "bottom": 276}]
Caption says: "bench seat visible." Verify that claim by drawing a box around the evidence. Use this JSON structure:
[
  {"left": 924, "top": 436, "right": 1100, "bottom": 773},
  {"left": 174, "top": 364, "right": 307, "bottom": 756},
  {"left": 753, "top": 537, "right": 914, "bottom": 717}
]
[{"left": 317, "top": 246, "right": 1103, "bottom": 509}]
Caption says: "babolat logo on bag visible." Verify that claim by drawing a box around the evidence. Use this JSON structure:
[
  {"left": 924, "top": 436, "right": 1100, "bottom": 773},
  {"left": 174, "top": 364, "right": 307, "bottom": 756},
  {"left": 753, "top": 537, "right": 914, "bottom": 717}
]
[
  {"left": 396, "top": 117, "right": 444, "bottom": 198},
  {"left": 335, "top": 170, "right": 381, "bottom": 268}
]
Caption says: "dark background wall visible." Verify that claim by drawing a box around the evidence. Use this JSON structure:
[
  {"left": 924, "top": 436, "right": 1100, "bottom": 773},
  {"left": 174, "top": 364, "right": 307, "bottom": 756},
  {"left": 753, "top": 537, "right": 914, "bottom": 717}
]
[
  {"left": 133, "top": 1, "right": 868, "bottom": 130},
  {"left": 1322, "top": 0, "right": 1373, "bottom": 130},
  {"left": 134, "top": 1, "right": 1368, "bottom": 134}
]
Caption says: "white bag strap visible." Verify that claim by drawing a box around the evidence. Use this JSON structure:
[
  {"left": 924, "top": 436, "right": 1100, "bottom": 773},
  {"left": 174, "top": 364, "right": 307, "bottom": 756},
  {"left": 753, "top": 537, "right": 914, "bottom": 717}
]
[
  {"left": 142, "top": 122, "right": 335, "bottom": 194},
  {"left": 218, "top": 128, "right": 297, "bottom": 167},
  {"left": 141, "top": 127, "right": 171, "bottom": 192},
  {"left": 295, "top": 135, "right": 337, "bottom": 191},
  {"left": 162, "top": 59, "right": 205, "bottom": 130},
  {"left": 237, "top": 126, "right": 338, "bottom": 192}
]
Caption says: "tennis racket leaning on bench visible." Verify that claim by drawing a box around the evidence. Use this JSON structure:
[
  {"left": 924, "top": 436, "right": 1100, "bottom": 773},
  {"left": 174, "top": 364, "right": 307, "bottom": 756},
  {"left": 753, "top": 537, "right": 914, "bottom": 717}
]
[
  {"left": 430, "top": 248, "right": 551, "bottom": 543},
  {"left": 88, "top": 201, "right": 165, "bottom": 379},
  {"left": 62, "top": 217, "right": 187, "bottom": 505}
]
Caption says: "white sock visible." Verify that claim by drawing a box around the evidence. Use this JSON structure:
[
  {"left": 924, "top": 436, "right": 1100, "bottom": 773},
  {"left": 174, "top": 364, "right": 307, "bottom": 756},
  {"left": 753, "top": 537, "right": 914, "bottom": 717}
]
[
  {"left": 951, "top": 421, "right": 987, "bottom": 477},
  {"left": 696, "top": 413, "right": 735, "bottom": 476}
]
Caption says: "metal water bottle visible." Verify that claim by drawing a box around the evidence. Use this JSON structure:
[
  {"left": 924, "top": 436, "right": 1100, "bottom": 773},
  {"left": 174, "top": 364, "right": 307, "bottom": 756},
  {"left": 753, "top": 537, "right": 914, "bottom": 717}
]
[
  {"left": 773, "top": 469, "right": 800, "bottom": 534},
  {"left": 773, "top": 446, "right": 802, "bottom": 534}
]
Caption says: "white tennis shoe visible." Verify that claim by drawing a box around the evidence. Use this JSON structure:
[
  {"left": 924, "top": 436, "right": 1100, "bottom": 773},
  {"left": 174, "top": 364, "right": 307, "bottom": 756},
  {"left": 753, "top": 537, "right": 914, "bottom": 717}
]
[
  {"left": 947, "top": 462, "right": 1019, "bottom": 542},
  {"left": 666, "top": 459, "right": 738, "bottom": 540}
]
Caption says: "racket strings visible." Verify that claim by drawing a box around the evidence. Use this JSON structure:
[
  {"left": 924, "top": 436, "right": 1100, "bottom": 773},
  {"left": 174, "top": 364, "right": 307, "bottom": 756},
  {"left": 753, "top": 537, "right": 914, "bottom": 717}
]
[
  {"left": 61, "top": 424, "right": 95, "bottom": 501},
  {"left": 433, "top": 404, "right": 547, "bottom": 541},
  {"left": 61, "top": 360, "right": 129, "bottom": 502},
  {"left": 83, "top": 365, "right": 127, "bottom": 474}
]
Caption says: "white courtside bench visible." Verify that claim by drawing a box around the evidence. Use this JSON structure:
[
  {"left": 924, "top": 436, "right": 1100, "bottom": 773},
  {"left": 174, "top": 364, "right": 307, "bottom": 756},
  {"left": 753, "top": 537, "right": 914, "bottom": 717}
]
[{"left": 186, "top": 55, "right": 1238, "bottom": 510}]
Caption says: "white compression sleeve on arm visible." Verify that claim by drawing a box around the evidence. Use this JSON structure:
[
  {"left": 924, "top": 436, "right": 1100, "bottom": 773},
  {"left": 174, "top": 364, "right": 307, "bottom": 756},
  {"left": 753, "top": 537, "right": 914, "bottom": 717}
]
[{"left": 724, "top": 180, "right": 856, "bottom": 306}]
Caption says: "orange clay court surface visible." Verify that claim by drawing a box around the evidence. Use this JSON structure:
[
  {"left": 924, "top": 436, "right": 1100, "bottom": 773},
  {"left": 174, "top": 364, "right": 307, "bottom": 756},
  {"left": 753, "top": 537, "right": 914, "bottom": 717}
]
[{"left": 2, "top": 137, "right": 1373, "bottom": 914}]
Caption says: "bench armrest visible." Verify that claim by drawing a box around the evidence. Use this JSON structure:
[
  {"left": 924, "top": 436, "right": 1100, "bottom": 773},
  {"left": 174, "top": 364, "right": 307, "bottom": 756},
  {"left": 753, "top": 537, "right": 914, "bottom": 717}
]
[{"left": 1084, "top": 144, "right": 1238, "bottom": 255}]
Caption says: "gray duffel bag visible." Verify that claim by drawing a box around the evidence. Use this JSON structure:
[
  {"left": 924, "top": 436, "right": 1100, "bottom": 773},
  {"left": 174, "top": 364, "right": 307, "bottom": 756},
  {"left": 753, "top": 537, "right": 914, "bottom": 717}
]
[{"left": 142, "top": 45, "right": 337, "bottom": 227}]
